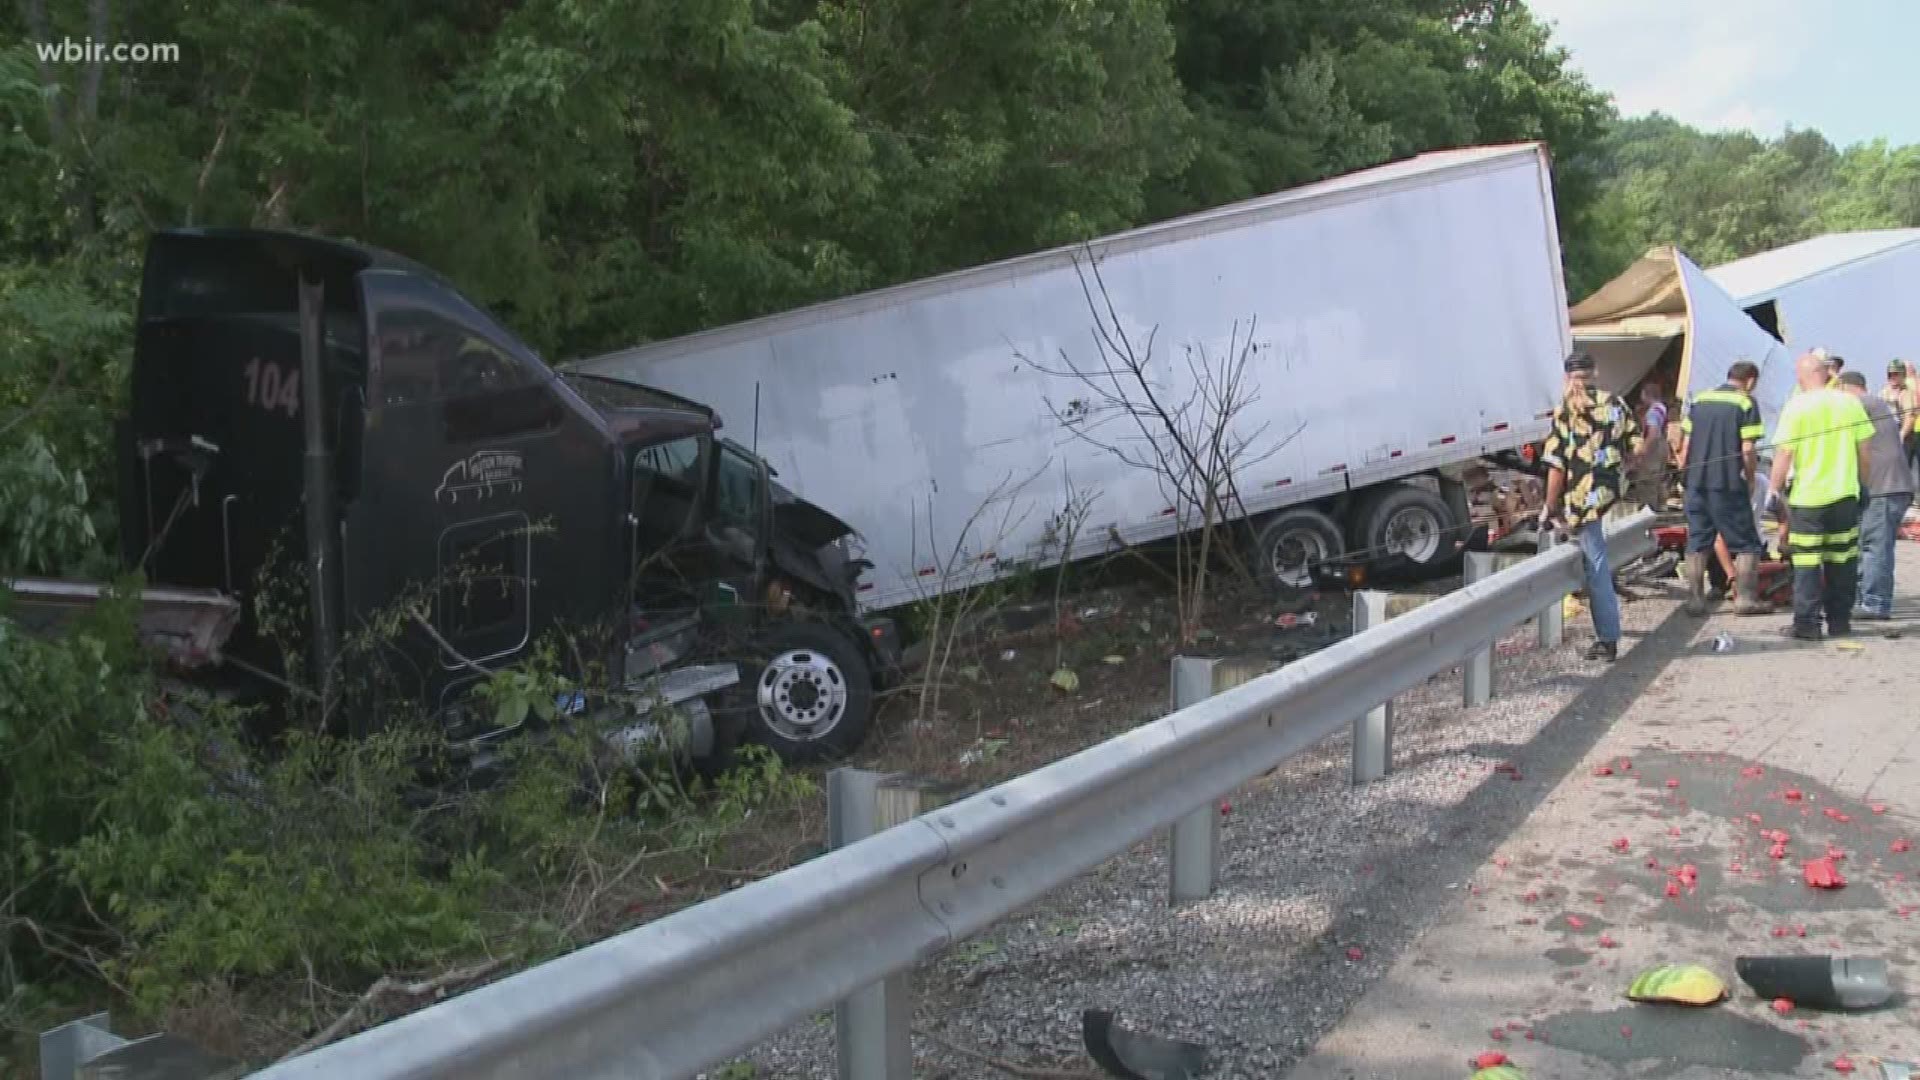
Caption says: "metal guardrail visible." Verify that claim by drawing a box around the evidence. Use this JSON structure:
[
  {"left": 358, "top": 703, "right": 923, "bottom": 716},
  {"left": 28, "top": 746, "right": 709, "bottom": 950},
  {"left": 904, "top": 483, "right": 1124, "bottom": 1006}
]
[{"left": 248, "top": 510, "right": 1655, "bottom": 1080}]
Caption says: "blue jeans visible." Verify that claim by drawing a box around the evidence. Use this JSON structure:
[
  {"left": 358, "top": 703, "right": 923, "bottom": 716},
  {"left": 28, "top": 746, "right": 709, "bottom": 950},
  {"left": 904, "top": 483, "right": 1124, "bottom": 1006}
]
[
  {"left": 1859, "top": 491, "right": 1912, "bottom": 616},
  {"left": 1577, "top": 519, "right": 1622, "bottom": 643}
]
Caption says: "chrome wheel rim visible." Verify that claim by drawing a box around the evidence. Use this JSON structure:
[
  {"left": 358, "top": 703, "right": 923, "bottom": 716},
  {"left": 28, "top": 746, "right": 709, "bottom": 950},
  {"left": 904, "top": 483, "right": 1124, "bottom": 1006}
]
[
  {"left": 1269, "top": 528, "right": 1329, "bottom": 589},
  {"left": 1383, "top": 506, "right": 1443, "bottom": 563},
  {"left": 756, "top": 649, "right": 848, "bottom": 741}
]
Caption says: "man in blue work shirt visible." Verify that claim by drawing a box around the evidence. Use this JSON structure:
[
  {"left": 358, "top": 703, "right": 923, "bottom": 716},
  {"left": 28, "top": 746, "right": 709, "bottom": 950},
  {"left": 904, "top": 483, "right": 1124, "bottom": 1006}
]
[{"left": 1674, "top": 361, "right": 1771, "bottom": 617}]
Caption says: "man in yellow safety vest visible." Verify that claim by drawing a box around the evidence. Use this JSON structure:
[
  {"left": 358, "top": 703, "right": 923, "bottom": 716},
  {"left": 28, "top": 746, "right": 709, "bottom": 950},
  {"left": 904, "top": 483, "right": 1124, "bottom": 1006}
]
[{"left": 1767, "top": 350, "right": 1874, "bottom": 640}]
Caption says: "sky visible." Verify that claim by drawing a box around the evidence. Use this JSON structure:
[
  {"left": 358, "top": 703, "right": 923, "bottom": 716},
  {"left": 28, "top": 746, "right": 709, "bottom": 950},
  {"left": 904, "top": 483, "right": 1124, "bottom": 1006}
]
[{"left": 1526, "top": 0, "right": 1920, "bottom": 148}]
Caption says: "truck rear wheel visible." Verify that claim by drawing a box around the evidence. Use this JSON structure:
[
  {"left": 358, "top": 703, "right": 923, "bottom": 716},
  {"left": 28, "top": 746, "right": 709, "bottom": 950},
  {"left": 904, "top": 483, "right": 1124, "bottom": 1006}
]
[
  {"left": 745, "top": 622, "right": 873, "bottom": 763},
  {"left": 1254, "top": 508, "right": 1342, "bottom": 591},
  {"left": 1356, "top": 483, "right": 1462, "bottom": 580}
]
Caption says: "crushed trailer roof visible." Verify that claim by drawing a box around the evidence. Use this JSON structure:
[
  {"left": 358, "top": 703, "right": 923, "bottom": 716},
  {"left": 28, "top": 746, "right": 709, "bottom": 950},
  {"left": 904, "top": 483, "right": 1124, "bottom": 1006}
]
[{"left": 1706, "top": 228, "right": 1920, "bottom": 303}]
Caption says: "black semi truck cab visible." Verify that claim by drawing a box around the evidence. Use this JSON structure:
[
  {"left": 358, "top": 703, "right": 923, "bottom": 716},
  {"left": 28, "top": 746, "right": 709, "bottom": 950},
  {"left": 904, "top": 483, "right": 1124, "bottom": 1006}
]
[{"left": 110, "top": 228, "right": 897, "bottom": 766}]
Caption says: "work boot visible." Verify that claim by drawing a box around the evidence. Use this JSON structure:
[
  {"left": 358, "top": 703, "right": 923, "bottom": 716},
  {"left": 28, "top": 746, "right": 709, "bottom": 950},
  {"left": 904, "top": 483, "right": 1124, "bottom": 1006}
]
[
  {"left": 1682, "top": 553, "right": 1710, "bottom": 616},
  {"left": 1732, "top": 553, "right": 1773, "bottom": 616}
]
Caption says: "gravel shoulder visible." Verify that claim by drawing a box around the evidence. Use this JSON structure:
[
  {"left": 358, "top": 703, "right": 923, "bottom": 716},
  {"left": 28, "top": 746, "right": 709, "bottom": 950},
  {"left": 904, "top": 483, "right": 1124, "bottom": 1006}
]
[{"left": 727, "top": 580, "right": 1686, "bottom": 1079}]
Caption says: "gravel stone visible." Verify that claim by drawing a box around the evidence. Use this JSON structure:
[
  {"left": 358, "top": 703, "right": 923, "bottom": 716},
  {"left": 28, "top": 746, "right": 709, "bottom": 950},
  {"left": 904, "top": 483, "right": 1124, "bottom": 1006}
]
[{"left": 717, "top": 587, "right": 1679, "bottom": 1080}]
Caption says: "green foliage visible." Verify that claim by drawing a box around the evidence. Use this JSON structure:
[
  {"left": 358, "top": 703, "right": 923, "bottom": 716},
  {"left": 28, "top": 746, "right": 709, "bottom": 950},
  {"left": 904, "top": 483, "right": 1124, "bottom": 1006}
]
[
  {"left": 0, "top": 434, "right": 99, "bottom": 577},
  {"left": 1586, "top": 116, "right": 1920, "bottom": 275},
  {"left": 1, "top": 594, "right": 814, "bottom": 1053}
]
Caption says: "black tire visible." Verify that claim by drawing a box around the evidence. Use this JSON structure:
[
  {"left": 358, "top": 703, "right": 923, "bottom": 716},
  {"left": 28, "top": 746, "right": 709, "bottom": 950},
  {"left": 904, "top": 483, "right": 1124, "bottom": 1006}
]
[
  {"left": 1358, "top": 483, "right": 1463, "bottom": 580},
  {"left": 1253, "top": 507, "right": 1343, "bottom": 592},
  {"left": 689, "top": 707, "right": 749, "bottom": 781},
  {"left": 739, "top": 621, "right": 873, "bottom": 764}
]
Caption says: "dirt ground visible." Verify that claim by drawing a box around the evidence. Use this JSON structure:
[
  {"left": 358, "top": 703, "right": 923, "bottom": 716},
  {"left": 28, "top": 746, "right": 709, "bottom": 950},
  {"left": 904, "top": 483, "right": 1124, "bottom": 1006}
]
[{"left": 612, "top": 564, "right": 1461, "bottom": 929}]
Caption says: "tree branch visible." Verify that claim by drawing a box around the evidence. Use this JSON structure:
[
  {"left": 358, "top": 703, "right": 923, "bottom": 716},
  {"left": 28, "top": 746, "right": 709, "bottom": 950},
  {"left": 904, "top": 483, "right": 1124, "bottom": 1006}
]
[
  {"left": 187, "top": 67, "right": 257, "bottom": 227},
  {"left": 281, "top": 958, "right": 509, "bottom": 1061},
  {"left": 19, "top": 0, "right": 68, "bottom": 144}
]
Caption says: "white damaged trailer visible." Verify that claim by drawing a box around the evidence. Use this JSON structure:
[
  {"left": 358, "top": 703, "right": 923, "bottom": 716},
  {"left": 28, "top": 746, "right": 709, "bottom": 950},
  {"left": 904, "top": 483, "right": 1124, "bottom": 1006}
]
[{"left": 571, "top": 143, "right": 1573, "bottom": 612}]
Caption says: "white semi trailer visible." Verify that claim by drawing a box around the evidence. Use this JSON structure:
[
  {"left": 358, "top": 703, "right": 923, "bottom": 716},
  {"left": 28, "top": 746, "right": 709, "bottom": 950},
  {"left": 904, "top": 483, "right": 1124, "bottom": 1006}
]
[{"left": 572, "top": 143, "right": 1574, "bottom": 613}]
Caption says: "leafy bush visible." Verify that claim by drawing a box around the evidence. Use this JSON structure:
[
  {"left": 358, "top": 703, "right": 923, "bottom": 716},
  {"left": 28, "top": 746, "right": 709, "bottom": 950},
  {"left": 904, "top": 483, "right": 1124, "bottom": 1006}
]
[
  {"left": 0, "top": 433, "right": 102, "bottom": 578},
  {"left": 1, "top": 589, "right": 814, "bottom": 1062}
]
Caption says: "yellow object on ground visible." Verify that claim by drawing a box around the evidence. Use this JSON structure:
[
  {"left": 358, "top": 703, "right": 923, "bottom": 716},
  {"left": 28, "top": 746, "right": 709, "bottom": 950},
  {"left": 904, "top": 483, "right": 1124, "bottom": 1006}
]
[
  {"left": 1471, "top": 1066, "right": 1527, "bottom": 1080},
  {"left": 1625, "top": 964, "right": 1727, "bottom": 1005}
]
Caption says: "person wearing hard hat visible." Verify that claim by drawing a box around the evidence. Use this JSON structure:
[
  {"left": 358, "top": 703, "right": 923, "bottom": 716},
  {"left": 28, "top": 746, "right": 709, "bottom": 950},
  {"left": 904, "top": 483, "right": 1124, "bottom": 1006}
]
[
  {"left": 1767, "top": 350, "right": 1874, "bottom": 640},
  {"left": 1539, "top": 352, "right": 1643, "bottom": 662},
  {"left": 1882, "top": 359, "right": 1919, "bottom": 486}
]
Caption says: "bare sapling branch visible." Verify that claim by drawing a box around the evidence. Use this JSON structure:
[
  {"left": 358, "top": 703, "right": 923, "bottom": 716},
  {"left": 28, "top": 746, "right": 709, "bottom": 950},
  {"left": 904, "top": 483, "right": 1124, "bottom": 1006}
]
[
  {"left": 1029, "top": 245, "right": 1302, "bottom": 641},
  {"left": 906, "top": 464, "right": 1046, "bottom": 728}
]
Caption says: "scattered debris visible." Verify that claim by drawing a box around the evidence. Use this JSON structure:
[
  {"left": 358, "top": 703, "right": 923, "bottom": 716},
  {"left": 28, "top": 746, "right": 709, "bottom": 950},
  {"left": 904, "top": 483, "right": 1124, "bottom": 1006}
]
[
  {"left": 1624, "top": 964, "right": 1728, "bottom": 1006},
  {"left": 1082, "top": 1008, "right": 1208, "bottom": 1080},
  {"left": 1804, "top": 857, "right": 1847, "bottom": 890},
  {"left": 958, "top": 737, "right": 1011, "bottom": 768},
  {"left": 1735, "top": 956, "right": 1892, "bottom": 1011}
]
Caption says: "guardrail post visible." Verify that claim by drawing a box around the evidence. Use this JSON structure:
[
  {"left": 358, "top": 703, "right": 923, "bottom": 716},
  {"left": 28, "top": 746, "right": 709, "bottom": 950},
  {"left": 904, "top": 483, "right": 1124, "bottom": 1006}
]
[
  {"left": 38, "top": 1011, "right": 236, "bottom": 1080},
  {"left": 828, "top": 769, "right": 914, "bottom": 1080},
  {"left": 1168, "top": 657, "right": 1223, "bottom": 904},
  {"left": 1463, "top": 551, "right": 1495, "bottom": 707},
  {"left": 1350, "top": 591, "right": 1393, "bottom": 784},
  {"left": 1165, "top": 655, "right": 1271, "bottom": 903},
  {"left": 1536, "top": 528, "right": 1564, "bottom": 649}
]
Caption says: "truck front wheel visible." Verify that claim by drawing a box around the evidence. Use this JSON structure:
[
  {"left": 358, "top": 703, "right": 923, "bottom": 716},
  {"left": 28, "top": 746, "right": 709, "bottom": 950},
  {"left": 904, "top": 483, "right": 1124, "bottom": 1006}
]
[{"left": 746, "top": 622, "right": 874, "bottom": 763}]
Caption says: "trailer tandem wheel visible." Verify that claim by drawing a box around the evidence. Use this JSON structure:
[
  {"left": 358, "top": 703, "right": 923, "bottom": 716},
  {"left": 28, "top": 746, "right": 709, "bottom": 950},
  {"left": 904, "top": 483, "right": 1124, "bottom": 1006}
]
[{"left": 1253, "top": 507, "right": 1343, "bottom": 592}]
